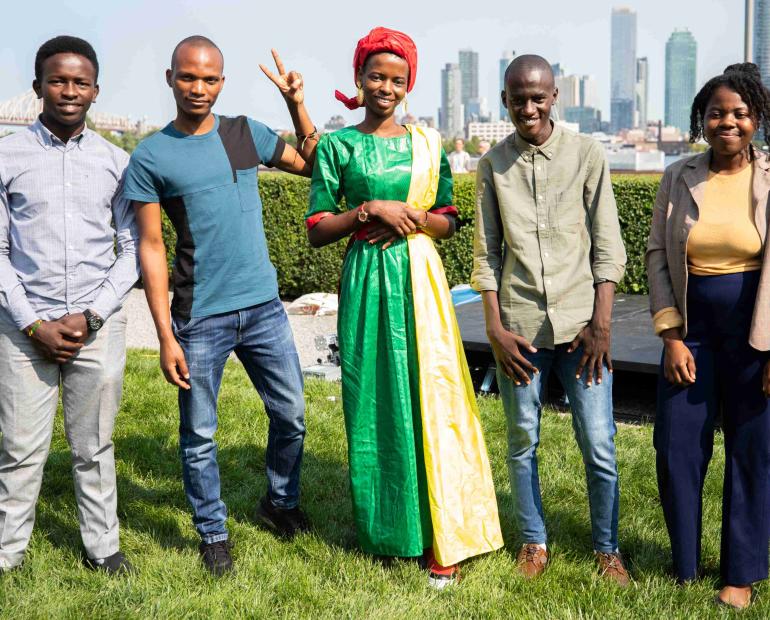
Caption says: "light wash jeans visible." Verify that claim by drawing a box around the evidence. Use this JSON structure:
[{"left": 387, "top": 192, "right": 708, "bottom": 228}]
[
  {"left": 172, "top": 297, "right": 305, "bottom": 544},
  {"left": 497, "top": 343, "right": 619, "bottom": 553}
]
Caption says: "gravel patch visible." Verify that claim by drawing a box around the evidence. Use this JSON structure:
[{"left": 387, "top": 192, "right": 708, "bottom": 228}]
[{"left": 123, "top": 288, "right": 338, "bottom": 368}]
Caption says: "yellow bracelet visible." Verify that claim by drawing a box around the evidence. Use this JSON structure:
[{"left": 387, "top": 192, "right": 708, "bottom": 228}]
[{"left": 26, "top": 319, "right": 43, "bottom": 338}]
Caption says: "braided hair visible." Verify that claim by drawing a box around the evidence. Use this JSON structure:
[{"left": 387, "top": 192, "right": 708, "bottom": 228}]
[{"left": 689, "top": 62, "right": 770, "bottom": 146}]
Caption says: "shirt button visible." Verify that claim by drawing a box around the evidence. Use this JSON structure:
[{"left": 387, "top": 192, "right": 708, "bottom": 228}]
[
  {"left": 65, "top": 182, "right": 72, "bottom": 187},
  {"left": 546, "top": 279, "right": 552, "bottom": 285},
  {"left": 536, "top": 166, "right": 541, "bottom": 171},
  {"left": 537, "top": 194, "right": 543, "bottom": 200},
  {"left": 68, "top": 245, "right": 74, "bottom": 250},
  {"left": 544, "top": 252, "right": 549, "bottom": 258},
  {"left": 548, "top": 307, "right": 556, "bottom": 314},
  {"left": 539, "top": 223, "right": 545, "bottom": 229},
  {"left": 546, "top": 152, "right": 552, "bottom": 157}
]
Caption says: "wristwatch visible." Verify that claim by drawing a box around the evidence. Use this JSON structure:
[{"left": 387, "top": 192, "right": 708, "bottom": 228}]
[{"left": 83, "top": 309, "right": 104, "bottom": 333}]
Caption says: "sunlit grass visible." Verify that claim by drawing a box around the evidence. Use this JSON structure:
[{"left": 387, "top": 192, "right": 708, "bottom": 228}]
[{"left": 0, "top": 350, "right": 760, "bottom": 619}]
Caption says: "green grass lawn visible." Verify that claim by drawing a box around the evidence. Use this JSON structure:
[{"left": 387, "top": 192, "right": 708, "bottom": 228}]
[{"left": 0, "top": 350, "right": 763, "bottom": 619}]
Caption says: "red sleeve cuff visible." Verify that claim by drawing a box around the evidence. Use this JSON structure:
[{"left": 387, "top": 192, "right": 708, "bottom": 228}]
[
  {"left": 305, "top": 212, "right": 334, "bottom": 230},
  {"left": 429, "top": 205, "right": 459, "bottom": 217}
]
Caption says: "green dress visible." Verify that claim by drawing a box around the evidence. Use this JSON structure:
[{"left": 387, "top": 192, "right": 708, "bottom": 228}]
[{"left": 308, "top": 127, "right": 453, "bottom": 557}]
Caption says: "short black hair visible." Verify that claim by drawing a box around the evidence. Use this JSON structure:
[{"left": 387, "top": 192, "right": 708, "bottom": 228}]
[
  {"left": 35, "top": 35, "right": 99, "bottom": 82},
  {"left": 171, "top": 35, "right": 223, "bottom": 70},
  {"left": 690, "top": 62, "right": 770, "bottom": 146}
]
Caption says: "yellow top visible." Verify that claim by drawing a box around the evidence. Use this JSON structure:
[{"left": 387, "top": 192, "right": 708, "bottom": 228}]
[
  {"left": 687, "top": 164, "right": 761, "bottom": 276},
  {"left": 653, "top": 164, "right": 762, "bottom": 335}
]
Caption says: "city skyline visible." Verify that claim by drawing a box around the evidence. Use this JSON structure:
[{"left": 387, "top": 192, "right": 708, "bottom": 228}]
[{"left": 0, "top": 0, "right": 746, "bottom": 130}]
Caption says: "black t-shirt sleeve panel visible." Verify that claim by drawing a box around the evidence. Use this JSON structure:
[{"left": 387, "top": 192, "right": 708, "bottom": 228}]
[{"left": 265, "top": 137, "right": 287, "bottom": 168}]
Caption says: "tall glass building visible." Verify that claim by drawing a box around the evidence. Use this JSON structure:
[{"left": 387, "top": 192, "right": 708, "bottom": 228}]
[
  {"left": 610, "top": 7, "right": 637, "bottom": 132},
  {"left": 755, "top": 0, "right": 770, "bottom": 87},
  {"left": 459, "top": 49, "right": 479, "bottom": 120},
  {"left": 499, "top": 51, "right": 515, "bottom": 121},
  {"left": 665, "top": 29, "right": 697, "bottom": 133},
  {"left": 440, "top": 63, "right": 463, "bottom": 138}
]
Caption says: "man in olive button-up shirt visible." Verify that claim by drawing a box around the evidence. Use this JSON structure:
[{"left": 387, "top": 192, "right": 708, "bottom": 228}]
[{"left": 472, "top": 54, "right": 629, "bottom": 584}]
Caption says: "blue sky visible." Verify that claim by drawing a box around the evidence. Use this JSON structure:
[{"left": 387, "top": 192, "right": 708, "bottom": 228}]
[{"left": 0, "top": 0, "right": 744, "bottom": 129}]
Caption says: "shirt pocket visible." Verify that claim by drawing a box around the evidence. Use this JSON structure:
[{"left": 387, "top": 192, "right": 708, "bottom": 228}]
[
  {"left": 553, "top": 189, "right": 586, "bottom": 231},
  {"left": 236, "top": 167, "right": 260, "bottom": 212}
]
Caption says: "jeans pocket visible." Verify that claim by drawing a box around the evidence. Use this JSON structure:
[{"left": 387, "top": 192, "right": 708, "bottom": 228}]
[
  {"left": 172, "top": 314, "right": 200, "bottom": 337},
  {"left": 236, "top": 168, "right": 260, "bottom": 212}
]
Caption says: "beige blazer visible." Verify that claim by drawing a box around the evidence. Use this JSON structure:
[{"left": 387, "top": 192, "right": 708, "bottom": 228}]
[{"left": 645, "top": 147, "right": 770, "bottom": 350}]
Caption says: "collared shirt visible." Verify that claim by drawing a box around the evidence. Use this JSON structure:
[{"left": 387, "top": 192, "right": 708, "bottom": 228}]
[
  {"left": 471, "top": 123, "right": 626, "bottom": 348},
  {"left": 0, "top": 118, "right": 139, "bottom": 330}
]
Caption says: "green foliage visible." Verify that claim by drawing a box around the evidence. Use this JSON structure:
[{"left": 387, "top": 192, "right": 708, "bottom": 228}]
[
  {"left": 611, "top": 175, "right": 660, "bottom": 294},
  {"left": 157, "top": 173, "right": 660, "bottom": 298},
  {"left": 98, "top": 129, "right": 157, "bottom": 153}
]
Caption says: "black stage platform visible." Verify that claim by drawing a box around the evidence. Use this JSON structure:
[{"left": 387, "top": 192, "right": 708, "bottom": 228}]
[
  {"left": 456, "top": 293, "right": 661, "bottom": 374},
  {"left": 456, "top": 294, "right": 661, "bottom": 421}
]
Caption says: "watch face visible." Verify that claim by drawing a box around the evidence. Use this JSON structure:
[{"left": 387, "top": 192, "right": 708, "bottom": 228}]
[{"left": 85, "top": 312, "right": 104, "bottom": 332}]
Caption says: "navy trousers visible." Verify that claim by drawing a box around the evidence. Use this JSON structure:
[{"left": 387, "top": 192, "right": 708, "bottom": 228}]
[{"left": 654, "top": 271, "right": 770, "bottom": 585}]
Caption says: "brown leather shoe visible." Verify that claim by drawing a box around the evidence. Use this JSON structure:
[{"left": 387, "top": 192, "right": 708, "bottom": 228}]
[
  {"left": 516, "top": 544, "right": 548, "bottom": 579},
  {"left": 596, "top": 551, "right": 631, "bottom": 587}
]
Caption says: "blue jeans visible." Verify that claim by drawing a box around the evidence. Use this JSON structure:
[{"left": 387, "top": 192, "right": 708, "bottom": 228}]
[
  {"left": 497, "top": 344, "right": 619, "bottom": 552},
  {"left": 173, "top": 297, "right": 306, "bottom": 544}
]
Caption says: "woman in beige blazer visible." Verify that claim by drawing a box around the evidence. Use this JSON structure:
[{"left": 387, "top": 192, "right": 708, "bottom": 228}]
[{"left": 646, "top": 63, "right": 770, "bottom": 609}]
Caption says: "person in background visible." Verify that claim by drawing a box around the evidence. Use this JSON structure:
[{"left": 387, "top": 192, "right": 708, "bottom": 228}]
[
  {"left": 0, "top": 36, "right": 139, "bottom": 575},
  {"left": 472, "top": 54, "right": 629, "bottom": 585},
  {"left": 646, "top": 62, "right": 770, "bottom": 610},
  {"left": 124, "top": 36, "right": 317, "bottom": 576},
  {"left": 306, "top": 26, "right": 503, "bottom": 588},
  {"left": 447, "top": 137, "right": 471, "bottom": 173},
  {"left": 477, "top": 140, "right": 491, "bottom": 157}
]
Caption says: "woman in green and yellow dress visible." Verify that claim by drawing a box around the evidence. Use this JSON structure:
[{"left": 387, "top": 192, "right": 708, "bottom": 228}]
[{"left": 305, "top": 27, "right": 502, "bottom": 586}]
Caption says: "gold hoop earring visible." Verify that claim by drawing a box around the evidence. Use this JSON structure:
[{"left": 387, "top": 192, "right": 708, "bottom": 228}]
[{"left": 356, "top": 82, "right": 364, "bottom": 106}]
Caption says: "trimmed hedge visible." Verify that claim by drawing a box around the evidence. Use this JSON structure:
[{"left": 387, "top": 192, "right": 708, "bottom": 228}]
[{"left": 161, "top": 173, "right": 661, "bottom": 298}]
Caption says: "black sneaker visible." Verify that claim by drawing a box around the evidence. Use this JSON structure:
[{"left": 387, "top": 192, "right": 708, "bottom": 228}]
[
  {"left": 255, "top": 496, "right": 310, "bottom": 539},
  {"left": 199, "top": 540, "right": 233, "bottom": 577},
  {"left": 84, "top": 550, "right": 135, "bottom": 576}
]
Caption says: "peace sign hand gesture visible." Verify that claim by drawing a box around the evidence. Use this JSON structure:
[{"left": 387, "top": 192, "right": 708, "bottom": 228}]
[{"left": 260, "top": 49, "right": 304, "bottom": 105}]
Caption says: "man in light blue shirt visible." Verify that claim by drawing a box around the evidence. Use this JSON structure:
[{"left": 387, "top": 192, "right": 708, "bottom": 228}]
[{"left": 0, "top": 36, "right": 139, "bottom": 574}]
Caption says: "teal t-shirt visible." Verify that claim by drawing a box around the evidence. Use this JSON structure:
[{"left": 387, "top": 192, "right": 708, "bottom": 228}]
[{"left": 124, "top": 114, "right": 285, "bottom": 319}]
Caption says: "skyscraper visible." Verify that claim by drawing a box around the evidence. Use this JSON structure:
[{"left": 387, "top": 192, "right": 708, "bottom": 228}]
[
  {"left": 635, "top": 57, "right": 649, "bottom": 128},
  {"left": 665, "top": 29, "right": 697, "bottom": 133},
  {"left": 754, "top": 0, "right": 770, "bottom": 86},
  {"left": 459, "top": 49, "right": 479, "bottom": 111},
  {"left": 580, "top": 75, "right": 600, "bottom": 109},
  {"left": 499, "top": 50, "right": 515, "bottom": 121},
  {"left": 440, "top": 63, "right": 463, "bottom": 138},
  {"left": 556, "top": 73, "right": 581, "bottom": 109},
  {"left": 610, "top": 7, "right": 637, "bottom": 132}
]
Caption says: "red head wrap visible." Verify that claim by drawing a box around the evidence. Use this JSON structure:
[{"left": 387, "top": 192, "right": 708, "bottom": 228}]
[{"left": 334, "top": 27, "right": 418, "bottom": 111}]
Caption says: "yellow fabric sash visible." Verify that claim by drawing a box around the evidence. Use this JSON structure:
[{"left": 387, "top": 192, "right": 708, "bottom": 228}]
[{"left": 405, "top": 124, "right": 503, "bottom": 566}]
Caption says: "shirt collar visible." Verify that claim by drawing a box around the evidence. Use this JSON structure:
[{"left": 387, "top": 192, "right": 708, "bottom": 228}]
[
  {"left": 31, "top": 116, "right": 93, "bottom": 150},
  {"left": 511, "top": 121, "right": 561, "bottom": 160}
]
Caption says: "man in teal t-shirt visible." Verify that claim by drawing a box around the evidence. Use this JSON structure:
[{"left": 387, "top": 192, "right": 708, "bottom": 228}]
[{"left": 125, "top": 35, "right": 319, "bottom": 576}]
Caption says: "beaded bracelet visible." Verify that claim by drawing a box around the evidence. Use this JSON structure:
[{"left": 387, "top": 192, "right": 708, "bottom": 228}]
[{"left": 296, "top": 126, "right": 319, "bottom": 150}]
